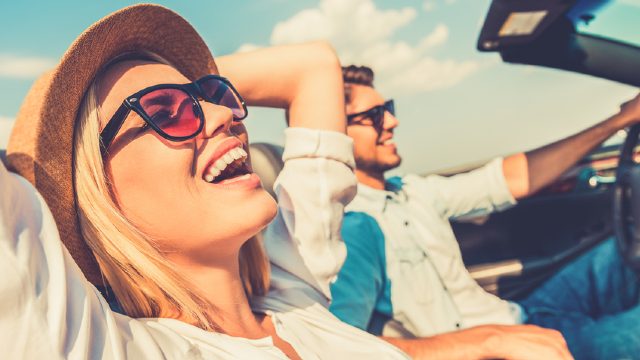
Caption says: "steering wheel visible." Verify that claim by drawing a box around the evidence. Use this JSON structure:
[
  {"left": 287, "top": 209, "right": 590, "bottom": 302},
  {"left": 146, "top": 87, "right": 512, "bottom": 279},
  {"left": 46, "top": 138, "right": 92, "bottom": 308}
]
[{"left": 613, "top": 124, "right": 640, "bottom": 272}]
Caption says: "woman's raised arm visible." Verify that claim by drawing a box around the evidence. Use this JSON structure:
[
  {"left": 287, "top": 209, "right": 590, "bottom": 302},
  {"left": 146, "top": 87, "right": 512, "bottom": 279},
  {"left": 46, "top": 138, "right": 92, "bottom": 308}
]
[{"left": 215, "top": 41, "right": 346, "bottom": 133}]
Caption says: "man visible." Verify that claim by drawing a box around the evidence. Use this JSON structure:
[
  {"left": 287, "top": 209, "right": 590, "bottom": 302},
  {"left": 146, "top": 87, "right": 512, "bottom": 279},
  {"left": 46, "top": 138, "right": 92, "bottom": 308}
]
[{"left": 329, "top": 65, "right": 640, "bottom": 359}]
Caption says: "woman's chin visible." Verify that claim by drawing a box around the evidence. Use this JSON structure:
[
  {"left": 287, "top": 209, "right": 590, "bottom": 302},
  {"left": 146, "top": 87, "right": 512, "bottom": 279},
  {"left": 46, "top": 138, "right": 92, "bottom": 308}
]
[
  {"left": 233, "top": 192, "right": 277, "bottom": 239},
  {"left": 255, "top": 192, "right": 278, "bottom": 228}
]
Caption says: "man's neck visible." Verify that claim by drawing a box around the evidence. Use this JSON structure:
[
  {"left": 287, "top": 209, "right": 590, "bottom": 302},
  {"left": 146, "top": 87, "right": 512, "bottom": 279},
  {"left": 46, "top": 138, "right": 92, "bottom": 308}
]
[{"left": 356, "top": 168, "right": 386, "bottom": 190}]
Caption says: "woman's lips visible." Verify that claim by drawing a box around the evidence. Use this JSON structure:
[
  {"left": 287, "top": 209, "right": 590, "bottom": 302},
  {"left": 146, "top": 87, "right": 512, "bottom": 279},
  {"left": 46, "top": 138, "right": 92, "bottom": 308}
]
[{"left": 212, "top": 173, "right": 262, "bottom": 190}]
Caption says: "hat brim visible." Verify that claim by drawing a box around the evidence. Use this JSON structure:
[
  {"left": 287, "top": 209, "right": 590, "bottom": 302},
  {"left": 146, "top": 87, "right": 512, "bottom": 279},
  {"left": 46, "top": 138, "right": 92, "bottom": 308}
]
[{"left": 7, "top": 4, "right": 215, "bottom": 285}]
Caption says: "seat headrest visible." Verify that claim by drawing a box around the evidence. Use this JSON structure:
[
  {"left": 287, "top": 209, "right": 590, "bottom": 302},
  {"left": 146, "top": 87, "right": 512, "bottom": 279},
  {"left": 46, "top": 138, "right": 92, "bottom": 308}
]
[{"left": 248, "top": 142, "right": 284, "bottom": 198}]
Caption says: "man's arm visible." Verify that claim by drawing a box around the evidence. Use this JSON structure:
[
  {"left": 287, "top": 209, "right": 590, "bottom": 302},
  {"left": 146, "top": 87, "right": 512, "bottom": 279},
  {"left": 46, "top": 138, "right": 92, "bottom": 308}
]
[
  {"left": 383, "top": 324, "right": 573, "bottom": 360},
  {"left": 504, "top": 94, "right": 640, "bottom": 199}
]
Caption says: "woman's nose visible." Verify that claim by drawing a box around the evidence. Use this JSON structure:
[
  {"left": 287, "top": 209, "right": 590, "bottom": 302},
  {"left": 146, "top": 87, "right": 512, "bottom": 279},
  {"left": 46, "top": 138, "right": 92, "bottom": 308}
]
[{"left": 199, "top": 101, "right": 234, "bottom": 139}]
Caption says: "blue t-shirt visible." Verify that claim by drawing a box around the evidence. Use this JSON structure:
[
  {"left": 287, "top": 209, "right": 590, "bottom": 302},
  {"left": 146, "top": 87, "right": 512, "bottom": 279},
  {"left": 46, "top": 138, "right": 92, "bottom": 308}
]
[{"left": 329, "top": 211, "right": 393, "bottom": 335}]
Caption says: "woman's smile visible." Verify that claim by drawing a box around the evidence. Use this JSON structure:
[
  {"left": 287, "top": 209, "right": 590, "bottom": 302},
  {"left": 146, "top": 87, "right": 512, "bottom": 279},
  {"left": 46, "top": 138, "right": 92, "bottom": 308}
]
[{"left": 199, "top": 136, "right": 262, "bottom": 189}]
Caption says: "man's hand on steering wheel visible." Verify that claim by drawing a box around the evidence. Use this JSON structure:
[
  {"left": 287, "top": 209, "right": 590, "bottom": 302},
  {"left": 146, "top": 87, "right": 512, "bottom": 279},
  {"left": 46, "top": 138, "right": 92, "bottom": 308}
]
[{"left": 619, "top": 94, "right": 640, "bottom": 123}]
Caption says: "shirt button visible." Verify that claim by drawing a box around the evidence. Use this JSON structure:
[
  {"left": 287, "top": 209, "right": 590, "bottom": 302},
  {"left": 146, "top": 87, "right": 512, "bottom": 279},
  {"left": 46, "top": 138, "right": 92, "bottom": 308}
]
[
  {"left": 404, "top": 221, "right": 409, "bottom": 226},
  {"left": 455, "top": 323, "right": 461, "bottom": 328}
]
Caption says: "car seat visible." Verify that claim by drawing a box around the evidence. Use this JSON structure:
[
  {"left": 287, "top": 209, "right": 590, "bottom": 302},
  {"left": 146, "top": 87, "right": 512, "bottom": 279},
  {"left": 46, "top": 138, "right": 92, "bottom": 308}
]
[{"left": 248, "top": 142, "right": 284, "bottom": 198}]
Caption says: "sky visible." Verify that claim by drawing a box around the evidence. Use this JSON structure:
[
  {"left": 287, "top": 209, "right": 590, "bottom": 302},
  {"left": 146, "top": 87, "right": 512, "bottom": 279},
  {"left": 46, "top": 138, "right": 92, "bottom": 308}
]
[{"left": 0, "top": 0, "right": 638, "bottom": 174}]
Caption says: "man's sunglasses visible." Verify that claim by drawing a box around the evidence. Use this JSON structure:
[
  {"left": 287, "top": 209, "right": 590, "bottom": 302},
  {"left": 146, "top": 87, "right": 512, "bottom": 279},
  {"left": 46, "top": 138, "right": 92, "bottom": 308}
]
[
  {"left": 99, "top": 75, "right": 248, "bottom": 156},
  {"left": 346, "top": 99, "right": 395, "bottom": 133}
]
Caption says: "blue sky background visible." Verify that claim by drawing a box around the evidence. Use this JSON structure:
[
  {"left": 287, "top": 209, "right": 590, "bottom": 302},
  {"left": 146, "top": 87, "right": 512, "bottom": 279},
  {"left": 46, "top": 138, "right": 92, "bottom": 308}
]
[{"left": 0, "top": 0, "right": 638, "bottom": 174}]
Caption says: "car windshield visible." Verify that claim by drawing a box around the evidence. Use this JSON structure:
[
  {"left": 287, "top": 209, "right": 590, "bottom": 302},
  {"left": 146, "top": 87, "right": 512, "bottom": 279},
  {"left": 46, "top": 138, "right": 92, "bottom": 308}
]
[
  {"left": 572, "top": 1, "right": 640, "bottom": 46},
  {"left": 570, "top": 1, "right": 640, "bottom": 153}
]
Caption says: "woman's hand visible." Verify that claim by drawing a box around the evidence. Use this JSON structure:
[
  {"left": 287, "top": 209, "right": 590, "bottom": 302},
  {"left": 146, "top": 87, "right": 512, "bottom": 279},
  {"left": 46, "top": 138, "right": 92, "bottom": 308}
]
[{"left": 215, "top": 41, "right": 346, "bottom": 134}]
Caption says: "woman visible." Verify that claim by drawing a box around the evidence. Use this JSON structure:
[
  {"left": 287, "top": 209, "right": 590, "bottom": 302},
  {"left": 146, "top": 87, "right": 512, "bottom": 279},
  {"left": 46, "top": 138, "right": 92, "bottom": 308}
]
[{"left": 2, "top": 4, "right": 408, "bottom": 359}]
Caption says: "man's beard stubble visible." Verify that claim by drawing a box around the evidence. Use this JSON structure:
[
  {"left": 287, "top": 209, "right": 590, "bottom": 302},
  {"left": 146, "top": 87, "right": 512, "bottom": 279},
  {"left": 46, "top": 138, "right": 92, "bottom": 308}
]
[{"left": 355, "top": 153, "right": 402, "bottom": 174}]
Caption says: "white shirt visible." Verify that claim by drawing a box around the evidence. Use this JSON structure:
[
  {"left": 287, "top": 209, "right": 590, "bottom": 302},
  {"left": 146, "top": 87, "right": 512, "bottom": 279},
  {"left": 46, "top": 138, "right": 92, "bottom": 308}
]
[
  {"left": 0, "top": 128, "right": 408, "bottom": 359},
  {"left": 345, "top": 158, "right": 523, "bottom": 338}
]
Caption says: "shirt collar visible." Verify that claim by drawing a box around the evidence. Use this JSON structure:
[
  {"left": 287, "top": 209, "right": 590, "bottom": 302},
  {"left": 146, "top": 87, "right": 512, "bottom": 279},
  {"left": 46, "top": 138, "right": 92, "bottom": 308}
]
[{"left": 354, "top": 177, "right": 406, "bottom": 213}]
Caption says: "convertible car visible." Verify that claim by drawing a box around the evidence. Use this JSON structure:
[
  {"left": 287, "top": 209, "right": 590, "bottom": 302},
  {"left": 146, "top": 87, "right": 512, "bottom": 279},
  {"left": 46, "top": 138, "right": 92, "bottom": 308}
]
[
  {"left": 0, "top": 0, "right": 636, "bottom": 305},
  {"left": 250, "top": 0, "right": 640, "bottom": 301}
]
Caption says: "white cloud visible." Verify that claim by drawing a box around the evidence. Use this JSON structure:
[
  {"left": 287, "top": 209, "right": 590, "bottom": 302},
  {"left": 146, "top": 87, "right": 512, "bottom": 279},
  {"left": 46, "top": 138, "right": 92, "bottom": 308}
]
[
  {"left": 424, "top": 0, "right": 457, "bottom": 12},
  {"left": 270, "top": 0, "right": 417, "bottom": 50},
  {"left": 236, "top": 43, "right": 263, "bottom": 53},
  {"left": 620, "top": 0, "right": 640, "bottom": 7},
  {"left": 0, "top": 116, "right": 15, "bottom": 149},
  {"left": 240, "top": 0, "right": 482, "bottom": 94},
  {"left": 0, "top": 54, "right": 55, "bottom": 79},
  {"left": 423, "top": 1, "right": 436, "bottom": 12},
  {"left": 418, "top": 24, "right": 449, "bottom": 50},
  {"left": 389, "top": 58, "right": 479, "bottom": 92}
]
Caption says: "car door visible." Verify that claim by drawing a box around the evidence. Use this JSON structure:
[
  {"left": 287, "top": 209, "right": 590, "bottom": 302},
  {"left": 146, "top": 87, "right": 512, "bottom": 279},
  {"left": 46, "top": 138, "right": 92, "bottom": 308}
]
[{"left": 451, "top": 144, "right": 621, "bottom": 300}]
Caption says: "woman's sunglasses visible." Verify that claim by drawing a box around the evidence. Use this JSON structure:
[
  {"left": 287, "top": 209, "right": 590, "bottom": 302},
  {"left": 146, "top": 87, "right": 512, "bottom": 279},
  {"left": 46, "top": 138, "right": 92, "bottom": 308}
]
[
  {"left": 99, "top": 75, "right": 248, "bottom": 156},
  {"left": 346, "top": 99, "right": 395, "bottom": 133}
]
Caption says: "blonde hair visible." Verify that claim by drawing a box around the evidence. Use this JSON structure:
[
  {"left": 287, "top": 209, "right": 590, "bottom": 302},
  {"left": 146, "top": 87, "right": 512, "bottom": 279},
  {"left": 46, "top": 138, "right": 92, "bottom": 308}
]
[{"left": 73, "top": 55, "right": 269, "bottom": 331}]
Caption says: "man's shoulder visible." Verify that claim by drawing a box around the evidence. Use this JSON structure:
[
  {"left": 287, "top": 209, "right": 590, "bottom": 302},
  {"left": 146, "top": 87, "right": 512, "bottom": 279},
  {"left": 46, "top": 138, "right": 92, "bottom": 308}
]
[
  {"left": 394, "top": 173, "right": 453, "bottom": 198},
  {"left": 343, "top": 211, "right": 382, "bottom": 232},
  {"left": 342, "top": 211, "right": 386, "bottom": 261}
]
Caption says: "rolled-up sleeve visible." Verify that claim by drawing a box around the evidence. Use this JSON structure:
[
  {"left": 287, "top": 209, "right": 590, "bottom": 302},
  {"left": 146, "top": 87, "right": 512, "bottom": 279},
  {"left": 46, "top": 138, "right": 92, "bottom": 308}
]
[
  {"left": 0, "top": 161, "right": 123, "bottom": 359},
  {"left": 263, "top": 127, "right": 357, "bottom": 301},
  {"left": 406, "top": 157, "right": 516, "bottom": 220}
]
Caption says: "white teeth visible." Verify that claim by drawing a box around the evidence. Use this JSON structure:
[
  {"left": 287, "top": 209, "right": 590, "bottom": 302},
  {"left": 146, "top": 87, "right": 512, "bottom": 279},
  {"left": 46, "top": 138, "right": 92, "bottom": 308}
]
[
  {"left": 222, "top": 153, "right": 234, "bottom": 164},
  {"left": 214, "top": 159, "right": 227, "bottom": 171},
  {"left": 203, "top": 146, "right": 248, "bottom": 183}
]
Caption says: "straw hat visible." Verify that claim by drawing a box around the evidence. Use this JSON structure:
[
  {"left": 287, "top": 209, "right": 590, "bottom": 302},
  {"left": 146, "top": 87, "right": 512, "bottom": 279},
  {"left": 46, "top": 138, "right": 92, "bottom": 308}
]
[{"left": 7, "top": 4, "right": 215, "bottom": 285}]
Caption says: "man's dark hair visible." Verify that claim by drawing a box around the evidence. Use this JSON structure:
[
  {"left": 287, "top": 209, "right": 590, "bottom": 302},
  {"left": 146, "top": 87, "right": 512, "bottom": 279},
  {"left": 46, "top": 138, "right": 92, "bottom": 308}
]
[
  {"left": 342, "top": 65, "right": 375, "bottom": 104},
  {"left": 342, "top": 65, "right": 375, "bottom": 86}
]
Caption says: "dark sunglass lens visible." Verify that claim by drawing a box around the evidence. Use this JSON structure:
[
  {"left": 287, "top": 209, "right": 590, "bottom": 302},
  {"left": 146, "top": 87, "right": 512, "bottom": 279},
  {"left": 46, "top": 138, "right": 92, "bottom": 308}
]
[
  {"left": 386, "top": 100, "right": 395, "bottom": 116},
  {"left": 373, "top": 108, "right": 385, "bottom": 129},
  {"left": 200, "top": 78, "right": 246, "bottom": 120},
  {"left": 139, "top": 88, "right": 201, "bottom": 137}
]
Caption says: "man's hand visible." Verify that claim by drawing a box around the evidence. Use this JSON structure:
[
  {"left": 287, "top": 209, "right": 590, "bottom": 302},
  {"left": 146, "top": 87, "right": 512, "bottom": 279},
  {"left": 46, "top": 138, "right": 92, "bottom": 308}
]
[
  {"left": 383, "top": 324, "right": 573, "bottom": 360},
  {"left": 619, "top": 93, "right": 640, "bottom": 125}
]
